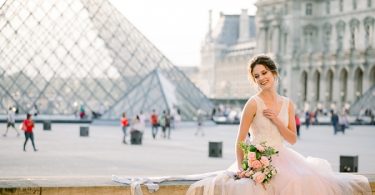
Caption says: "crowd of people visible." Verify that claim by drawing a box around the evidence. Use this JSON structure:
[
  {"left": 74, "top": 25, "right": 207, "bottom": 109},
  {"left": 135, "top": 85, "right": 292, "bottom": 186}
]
[{"left": 119, "top": 107, "right": 182, "bottom": 144}]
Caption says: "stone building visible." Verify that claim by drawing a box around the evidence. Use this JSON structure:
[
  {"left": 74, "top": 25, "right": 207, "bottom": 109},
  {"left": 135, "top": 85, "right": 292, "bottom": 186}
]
[
  {"left": 255, "top": 0, "right": 375, "bottom": 111},
  {"left": 200, "top": 0, "right": 375, "bottom": 112},
  {"left": 200, "top": 10, "right": 258, "bottom": 100}
]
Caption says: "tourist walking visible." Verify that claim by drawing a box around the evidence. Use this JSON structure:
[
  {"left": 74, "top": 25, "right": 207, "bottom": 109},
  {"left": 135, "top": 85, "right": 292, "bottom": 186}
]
[
  {"left": 22, "top": 113, "right": 38, "bottom": 152},
  {"left": 150, "top": 110, "right": 159, "bottom": 139},
  {"left": 121, "top": 112, "right": 129, "bottom": 144},
  {"left": 3, "top": 107, "right": 20, "bottom": 137}
]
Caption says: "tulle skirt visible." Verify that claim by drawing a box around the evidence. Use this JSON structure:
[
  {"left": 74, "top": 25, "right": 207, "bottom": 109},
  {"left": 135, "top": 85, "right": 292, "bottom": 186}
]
[{"left": 187, "top": 146, "right": 371, "bottom": 195}]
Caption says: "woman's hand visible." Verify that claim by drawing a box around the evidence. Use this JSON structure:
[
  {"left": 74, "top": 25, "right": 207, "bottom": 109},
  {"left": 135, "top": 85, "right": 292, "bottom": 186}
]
[{"left": 263, "top": 108, "right": 278, "bottom": 122}]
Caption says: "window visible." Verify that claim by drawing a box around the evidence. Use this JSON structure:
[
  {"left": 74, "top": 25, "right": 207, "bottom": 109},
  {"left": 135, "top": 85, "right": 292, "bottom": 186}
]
[
  {"left": 364, "top": 17, "right": 374, "bottom": 48},
  {"left": 326, "top": 0, "right": 330, "bottom": 14},
  {"left": 306, "top": 3, "right": 313, "bottom": 15},
  {"left": 283, "top": 33, "right": 288, "bottom": 54},
  {"left": 337, "top": 34, "right": 343, "bottom": 52},
  {"left": 350, "top": 19, "right": 359, "bottom": 50},
  {"left": 323, "top": 24, "right": 332, "bottom": 52},
  {"left": 353, "top": 0, "right": 357, "bottom": 10},
  {"left": 284, "top": 3, "right": 288, "bottom": 15},
  {"left": 350, "top": 30, "right": 355, "bottom": 50},
  {"left": 368, "top": 0, "right": 372, "bottom": 7},
  {"left": 339, "top": 0, "right": 344, "bottom": 12},
  {"left": 304, "top": 25, "right": 317, "bottom": 52},
  {"left": 365, "top": 25, "right": 370, "bottom": 48}
]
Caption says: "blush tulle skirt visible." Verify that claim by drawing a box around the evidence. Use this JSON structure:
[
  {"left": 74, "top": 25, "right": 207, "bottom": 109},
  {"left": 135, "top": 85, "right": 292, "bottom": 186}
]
[{"left": 187, "top": 146, "right": 371, "bottom": 195}]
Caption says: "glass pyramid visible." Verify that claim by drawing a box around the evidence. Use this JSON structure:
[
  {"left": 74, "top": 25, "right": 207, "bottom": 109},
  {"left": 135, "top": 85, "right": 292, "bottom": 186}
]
[{"left": 0, "top": 0, "right": 213, "bottom": 120}]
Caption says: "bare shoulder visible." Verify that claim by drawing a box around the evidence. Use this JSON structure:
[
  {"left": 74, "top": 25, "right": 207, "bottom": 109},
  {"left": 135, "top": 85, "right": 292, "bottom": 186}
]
[
  {"left": 283, "top": 97, "right": 295, "bottom": 112},
  {"left": 243, "top": 96, "right": 257, "bottom": 116}
]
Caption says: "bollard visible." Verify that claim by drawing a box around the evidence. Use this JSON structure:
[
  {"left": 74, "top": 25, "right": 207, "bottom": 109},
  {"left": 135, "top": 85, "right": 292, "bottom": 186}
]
[
  {"left": 43, "top": 121, "right": 51, "bottom": 130},
  {"left": 209, "top": 141, "right": 222, "bottom": 158},
  {"left": 130, "top": 131, "right": 143, "bottom": 145},
  {"left": 340, "top": 155, "right": 358, "bottom": 172},
  {"left": 80, "top": 126, "right": 89, "bottom": 137}
]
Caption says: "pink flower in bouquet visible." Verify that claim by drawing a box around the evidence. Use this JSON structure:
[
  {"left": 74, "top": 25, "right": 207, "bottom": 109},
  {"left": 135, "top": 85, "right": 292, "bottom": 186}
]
[
  {"left": 251, "top": 160, "right": 262, "bottom": 169},
  {"left": 260, "top": 156, "right": 270, "bottom": 166},
  {"left": 248, "top": 152, "right": 256, "bottom": 161},
  {"left": 255, "top": 144, "right": 265, "bottom": 152},
  {"left": 253, "top": 172, "right": 266, "bottom": 184}
]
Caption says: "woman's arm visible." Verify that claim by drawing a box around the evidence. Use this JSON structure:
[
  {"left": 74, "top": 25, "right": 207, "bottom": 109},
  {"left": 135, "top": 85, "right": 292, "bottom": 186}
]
[
  {"left": 235, "top": 98, "right": 257, "bottom": 171},
  {"left": 263, "top": 100, "right": 297, "bottom": 144}
]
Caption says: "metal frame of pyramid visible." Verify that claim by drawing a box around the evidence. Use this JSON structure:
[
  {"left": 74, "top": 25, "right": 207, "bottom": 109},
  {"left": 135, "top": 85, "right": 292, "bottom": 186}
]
[
  {"left": 349, "top": 85, "right": 375, "bottom": 115},
  {"left": 0, "top": 0, "right": 213, "bottom": 120}
]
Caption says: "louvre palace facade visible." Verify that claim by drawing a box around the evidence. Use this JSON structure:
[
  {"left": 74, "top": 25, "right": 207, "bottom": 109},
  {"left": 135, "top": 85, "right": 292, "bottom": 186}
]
[{"left": 200, "top": 0, "right": 375, "bottom": 112}]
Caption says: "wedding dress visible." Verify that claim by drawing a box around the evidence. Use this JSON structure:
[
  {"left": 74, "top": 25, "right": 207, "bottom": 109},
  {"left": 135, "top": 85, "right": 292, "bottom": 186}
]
[{"left": 187, "top": 95, "right": 371, "bottom": 195}]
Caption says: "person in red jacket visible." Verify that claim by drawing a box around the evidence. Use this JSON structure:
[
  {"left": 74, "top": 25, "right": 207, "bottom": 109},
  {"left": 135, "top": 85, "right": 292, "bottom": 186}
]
[
  {"left": 150, "top": 110, "right": 159, "bottom": 139},
  {"left": 295, "top": 113, "right": 301, "bottom": 138},
  {"left": 22, "top": 113, "right": 38, "bottom": 152},
  {"left": 121, "top": 112, "right": 129, "bottom": 144}
]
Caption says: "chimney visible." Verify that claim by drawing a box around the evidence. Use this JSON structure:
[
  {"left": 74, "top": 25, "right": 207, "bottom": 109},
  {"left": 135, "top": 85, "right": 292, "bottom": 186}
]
[{"left": 238, "top": 9, "right": 249, "bottom": 42}]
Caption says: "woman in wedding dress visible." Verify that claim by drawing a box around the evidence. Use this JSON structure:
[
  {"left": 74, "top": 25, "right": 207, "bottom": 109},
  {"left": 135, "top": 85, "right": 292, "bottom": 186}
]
[{"left": 187, "top": 54, "right": 371, "bottom": 195}]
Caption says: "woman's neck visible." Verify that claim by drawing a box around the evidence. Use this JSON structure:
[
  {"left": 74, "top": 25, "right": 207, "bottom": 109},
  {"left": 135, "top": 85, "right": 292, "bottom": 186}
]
[{"left": 259, "top": 89, "right": 278, "bottom": 101}]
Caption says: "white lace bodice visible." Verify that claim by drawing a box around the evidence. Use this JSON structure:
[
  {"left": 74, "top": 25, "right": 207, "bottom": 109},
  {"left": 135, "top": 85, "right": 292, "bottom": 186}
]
[{"left": 249, "top": 95, "right": 289, "bottom": 147}]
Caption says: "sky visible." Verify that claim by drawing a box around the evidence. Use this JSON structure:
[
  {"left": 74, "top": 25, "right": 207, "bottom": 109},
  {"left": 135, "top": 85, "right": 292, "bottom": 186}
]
[{"left": 109, "top": 0, "right": 257, "bottom": 66}]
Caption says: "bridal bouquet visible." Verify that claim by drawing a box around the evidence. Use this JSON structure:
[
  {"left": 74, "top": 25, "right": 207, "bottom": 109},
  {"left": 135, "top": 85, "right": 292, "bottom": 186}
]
[{"left": 236, "top": 141, "right": 278, "bottom": 185}]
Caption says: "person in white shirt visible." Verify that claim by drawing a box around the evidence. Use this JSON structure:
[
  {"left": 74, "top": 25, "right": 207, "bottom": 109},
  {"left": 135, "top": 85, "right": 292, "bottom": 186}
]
[{"left": 3, "top": 107, "right": 20, "bottom": 137}]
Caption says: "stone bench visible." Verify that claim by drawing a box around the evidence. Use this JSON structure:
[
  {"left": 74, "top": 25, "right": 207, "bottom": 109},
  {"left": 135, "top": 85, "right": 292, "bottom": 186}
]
[{"left": 0, "top": 175, "right": 374, "bottom": 195}]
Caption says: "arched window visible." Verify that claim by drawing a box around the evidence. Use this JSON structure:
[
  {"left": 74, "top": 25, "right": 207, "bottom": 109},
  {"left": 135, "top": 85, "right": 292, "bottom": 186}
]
[
  {"left": 326, "top": 70, "right": 334, "bottom": 101},
  {"left": 313, "top": 71, "right": 321, "bottom": 101},
  {"left": 354, "top": 68, "right": 363, "bottom": 100},
  {"left": 306, "top": 3, "right": 313, "bottom": 15},
  {"left": 339, "top": 69, "right": 348, "bottom": 102}
]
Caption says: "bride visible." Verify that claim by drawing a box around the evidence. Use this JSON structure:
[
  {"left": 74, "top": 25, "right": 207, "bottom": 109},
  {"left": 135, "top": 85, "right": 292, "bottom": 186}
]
[{"left": 187, "top": 54, "right": 371, "bottom": 195}]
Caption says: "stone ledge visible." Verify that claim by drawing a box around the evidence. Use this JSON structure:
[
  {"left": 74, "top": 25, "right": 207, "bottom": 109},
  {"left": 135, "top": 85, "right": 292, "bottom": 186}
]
[{"left": 0, "top": 175, "right": 374, "bottom": 195}]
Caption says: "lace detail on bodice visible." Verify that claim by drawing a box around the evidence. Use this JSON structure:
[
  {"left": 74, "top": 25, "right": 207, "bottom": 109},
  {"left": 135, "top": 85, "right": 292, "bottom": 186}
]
[{"left": 249, "top": 95, "right": 289, "bottom": 147}]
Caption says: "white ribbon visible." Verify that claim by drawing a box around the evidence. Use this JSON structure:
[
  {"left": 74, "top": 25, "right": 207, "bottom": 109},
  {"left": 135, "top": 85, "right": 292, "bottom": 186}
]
[{"left": 112, "top": 171, "right": 224, "bottom": 195}]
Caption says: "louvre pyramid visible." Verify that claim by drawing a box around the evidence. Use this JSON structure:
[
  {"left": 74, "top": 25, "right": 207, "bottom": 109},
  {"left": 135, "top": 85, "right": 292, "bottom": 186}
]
[
  {"left": 349, "top": 85, "right": 375, "bottom": 115},
  {"left": 0, "top": 0, "right": 213, "bottom": 120}
]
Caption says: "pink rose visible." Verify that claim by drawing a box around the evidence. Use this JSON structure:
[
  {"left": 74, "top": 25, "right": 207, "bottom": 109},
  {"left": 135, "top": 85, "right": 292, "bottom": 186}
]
[
  {"left": 260, "top": 156, "right": 269, "bottom": 166},
  {"left": 255, "top": 144, "right": 265, "bottom": 152},
  {"left": 252, "top": 172, "right": 266, "bottom": 184},
  {"left": 251, "top": 160, "right": 262, "bottom": 169},
  {"left": 248, "top": 152, "right": 256, "bottom": 161}
]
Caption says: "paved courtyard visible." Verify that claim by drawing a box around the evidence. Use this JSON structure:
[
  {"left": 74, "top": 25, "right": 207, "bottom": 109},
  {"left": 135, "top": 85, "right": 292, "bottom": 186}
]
[{"left": 0, "top": 121, "right": 374, "bottom": 178}]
